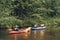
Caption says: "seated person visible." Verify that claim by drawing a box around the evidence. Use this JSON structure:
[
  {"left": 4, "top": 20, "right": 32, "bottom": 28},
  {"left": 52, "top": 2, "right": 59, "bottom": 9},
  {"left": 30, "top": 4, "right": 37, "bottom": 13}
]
[
  {"left": 34, "top": 24, "right": 37, "bottom": 27},
  {"left": 14, "top": 27, "right": 19, "bottom": 31},
  {"left": 40, "top": 24, "right": 45, "bottom": 27},
  {"left": 14, "top": 25, "right": 19, "bottom": 31}
]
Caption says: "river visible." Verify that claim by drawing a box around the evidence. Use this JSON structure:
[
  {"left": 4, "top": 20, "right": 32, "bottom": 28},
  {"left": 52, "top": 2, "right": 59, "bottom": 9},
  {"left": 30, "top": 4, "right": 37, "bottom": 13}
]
[{"left": 0, "top": 29, "right": 60, "bottom": 40}]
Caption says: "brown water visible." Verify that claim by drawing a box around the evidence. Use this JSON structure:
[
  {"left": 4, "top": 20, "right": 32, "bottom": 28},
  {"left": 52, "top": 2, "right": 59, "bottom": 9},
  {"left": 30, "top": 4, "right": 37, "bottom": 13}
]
[{"left": 0, "top": 29, "right": 60, "bottom": 40}]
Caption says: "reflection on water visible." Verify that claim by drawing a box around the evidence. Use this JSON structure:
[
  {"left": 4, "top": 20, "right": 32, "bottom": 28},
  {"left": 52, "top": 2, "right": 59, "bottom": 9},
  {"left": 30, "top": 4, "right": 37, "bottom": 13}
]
[
  {"left": 12, "top": 34, "right": 17, "bottom": 40},
  {"left": 34, "top": 30, "right": 36, "bottom": 38},
  {"left": 33, "top": 30, "right": 44, "bottom": 40},
  {"left": 40, "top": 30, "right": 44, "bottom": 40},
  {"left": 0, "top": 29, "right": 60, "bottom": 40},
  {"left": 9, "top": 32, "right": 31, "bottom": 40}
]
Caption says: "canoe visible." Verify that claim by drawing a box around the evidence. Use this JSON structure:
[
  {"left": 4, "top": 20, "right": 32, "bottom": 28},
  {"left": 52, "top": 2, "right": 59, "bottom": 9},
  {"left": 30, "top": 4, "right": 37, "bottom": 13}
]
[
  {"left": 31, "top": 27, "right": 46, "bottom": 30},
  {"left": 9, "top": 31, "right": 24, "bottom": 34},
  {"left": 9, "top": 27, "right": 31, "bottom": 34},
  {"left": 9, "top": 30, "right": 28, "bottom": 34}
]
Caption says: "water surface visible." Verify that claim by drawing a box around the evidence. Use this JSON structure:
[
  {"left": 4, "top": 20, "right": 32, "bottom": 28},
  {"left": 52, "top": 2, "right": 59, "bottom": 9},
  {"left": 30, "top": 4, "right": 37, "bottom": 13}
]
[{"left": 0, "top": 29, "right": 60, "bottom": 40}]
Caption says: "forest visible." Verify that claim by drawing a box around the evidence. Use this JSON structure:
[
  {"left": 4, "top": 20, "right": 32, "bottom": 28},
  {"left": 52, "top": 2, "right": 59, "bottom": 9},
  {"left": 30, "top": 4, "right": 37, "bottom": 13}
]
[{"left": 0, "top": 0, "right": 60, "bottom": 28}]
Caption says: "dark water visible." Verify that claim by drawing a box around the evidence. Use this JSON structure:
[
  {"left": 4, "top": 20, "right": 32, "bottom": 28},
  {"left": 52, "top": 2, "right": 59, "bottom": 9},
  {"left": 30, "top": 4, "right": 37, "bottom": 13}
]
[{"left": 0, "top": 29, "right": 60, "bottom": 40}]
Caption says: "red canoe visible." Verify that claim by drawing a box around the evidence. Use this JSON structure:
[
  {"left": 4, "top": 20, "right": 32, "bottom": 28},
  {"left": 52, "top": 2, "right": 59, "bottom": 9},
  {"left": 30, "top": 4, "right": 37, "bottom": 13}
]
[
  {"left": 9, "top": 27, "right": 31, "bottom": 34},
  {"left": 9, "top": 31, "right": 25, "bottom": 34}
]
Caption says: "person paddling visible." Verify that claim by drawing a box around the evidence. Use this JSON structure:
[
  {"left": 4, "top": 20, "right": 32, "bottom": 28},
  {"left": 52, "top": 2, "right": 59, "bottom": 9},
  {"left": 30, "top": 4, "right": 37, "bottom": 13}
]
[
  {"left": 14, "top": 25, "right": 19, "bottom": 31},
  {"left": 34, "top": 24, "right": 37, "bottom": 27},
  {"left": 40, "top": 24, "right": 45, "bottom": 27}
]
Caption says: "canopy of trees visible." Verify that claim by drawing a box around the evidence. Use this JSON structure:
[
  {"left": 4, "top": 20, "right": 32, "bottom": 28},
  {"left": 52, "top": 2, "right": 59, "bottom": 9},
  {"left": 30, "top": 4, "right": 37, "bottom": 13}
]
[{"left": 0, "top": 0, "right": 60, "bottom": 27}]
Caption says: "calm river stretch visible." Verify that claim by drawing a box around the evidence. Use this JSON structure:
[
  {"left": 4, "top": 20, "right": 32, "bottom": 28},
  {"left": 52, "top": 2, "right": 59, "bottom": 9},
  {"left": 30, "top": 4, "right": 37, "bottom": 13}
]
[{"left": 0, "top": 29, "right": 60, "bottom": 40}]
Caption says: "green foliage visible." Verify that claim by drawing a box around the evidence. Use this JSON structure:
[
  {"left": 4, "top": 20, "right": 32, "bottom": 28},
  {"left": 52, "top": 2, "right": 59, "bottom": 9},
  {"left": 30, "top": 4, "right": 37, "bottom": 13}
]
[
  {"left": 0, "top": 0, "right": 60, "bottom": 28},
  {"left": 0, "top": 17, "right": 24, "bottom": 27}
]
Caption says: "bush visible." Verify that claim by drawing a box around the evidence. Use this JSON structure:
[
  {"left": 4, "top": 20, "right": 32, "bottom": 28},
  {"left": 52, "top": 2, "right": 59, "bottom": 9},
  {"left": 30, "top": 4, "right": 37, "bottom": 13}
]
[{"left": 0, "top": 17, "right": 24, "bottom": 28}]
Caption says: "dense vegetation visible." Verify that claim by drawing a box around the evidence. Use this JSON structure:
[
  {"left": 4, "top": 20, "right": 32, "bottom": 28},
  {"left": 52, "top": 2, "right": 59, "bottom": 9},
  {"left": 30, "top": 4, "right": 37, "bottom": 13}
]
[{"left": 0, "top": 0, "right": 60, "bottom": 28}]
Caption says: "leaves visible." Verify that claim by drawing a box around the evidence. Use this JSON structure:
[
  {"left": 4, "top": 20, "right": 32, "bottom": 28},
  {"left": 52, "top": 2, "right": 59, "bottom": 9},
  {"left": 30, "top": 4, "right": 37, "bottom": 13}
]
[{"left": 0, "top": 0, "right": 60, "bottom": 27}]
